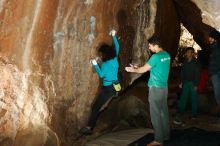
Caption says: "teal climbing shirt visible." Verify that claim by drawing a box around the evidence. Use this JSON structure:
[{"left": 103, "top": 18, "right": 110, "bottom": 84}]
[
  {"left": 147, "top": 51, "right": 171, "bottom": 88},
  {"left": 93, "top": 36, "right": 119, "bottom": 86}
]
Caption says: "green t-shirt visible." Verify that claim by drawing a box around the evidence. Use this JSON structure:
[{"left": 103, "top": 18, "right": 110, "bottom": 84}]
[{"left": 147, "top": 51, "right": 171, "bottom": 88}]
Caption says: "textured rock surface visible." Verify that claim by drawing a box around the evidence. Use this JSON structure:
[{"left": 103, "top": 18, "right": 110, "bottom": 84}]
[
  {"left": 96, "top": 96, "right": 151, "bottom": 131},
  {"left": 174, "top": 0, "right": 220, "bottom": 49},
  {"left": 192, "top": 0, "right": 220, "bottom": 31},
  {"left": 0, "top": 0, "right": 219, "bottom": 146},
  {"left": 0, "top": 58, "right": 50, "bottom": 142}
]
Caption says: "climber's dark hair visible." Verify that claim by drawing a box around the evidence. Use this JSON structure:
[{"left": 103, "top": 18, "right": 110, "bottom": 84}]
[
  {"left": 98, "top": 43, "right": 116, "bottom": 62},
  {"left": 209, "top": 29, "right": 220, "bottom": 41},
  {"left": 148, "top": 35, "right": 163, "bottom": 48}
]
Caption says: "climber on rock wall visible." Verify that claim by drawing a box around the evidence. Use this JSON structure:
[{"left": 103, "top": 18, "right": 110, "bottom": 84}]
[{"left": 79, "top": 29, "right": 121, "bottom": 135}]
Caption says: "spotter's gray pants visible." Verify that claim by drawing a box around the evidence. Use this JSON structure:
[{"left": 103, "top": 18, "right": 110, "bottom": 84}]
[{"left": 149, "top": 86, "right": 170, "bottom": 143}]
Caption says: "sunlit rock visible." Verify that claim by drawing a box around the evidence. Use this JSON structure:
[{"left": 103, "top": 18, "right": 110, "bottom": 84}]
[{"left": 0, "top": 57, "right": 51, "bottom": 145}]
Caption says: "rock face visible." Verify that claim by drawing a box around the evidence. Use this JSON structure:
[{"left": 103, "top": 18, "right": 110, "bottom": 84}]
[
  {"left": 96, "top": 96, "right": 151, "bottom": 131},
  {"left": 192, "top": 0, "right": 220, "bottom": 32},
  {"left": 0, "top": 0, "right": 219, "bottom": 146},
  {"left": 174, "top": 0, "right": 220, "bottom": 49}
]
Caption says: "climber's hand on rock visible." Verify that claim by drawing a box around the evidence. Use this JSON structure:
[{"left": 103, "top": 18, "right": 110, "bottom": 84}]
[
  {"left": 109, "top": 29, "right": 116, "bottom": 36},
  {"left": 90, "top": 59, "right": 97, "bottom": 65}
]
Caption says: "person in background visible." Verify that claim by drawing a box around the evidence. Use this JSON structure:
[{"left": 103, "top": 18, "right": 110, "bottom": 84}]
[
  {"left": 125, "top": 35, "right": 171, "bottom": 146},
  {"left": 173, "top": 47, "right": 200, "bottom": 125},
  {"left": 79, "top": 29, "right": 120, "bottom": 135},
  {"left": 207, "top": 29, "right": 220, "bottom": 122}
]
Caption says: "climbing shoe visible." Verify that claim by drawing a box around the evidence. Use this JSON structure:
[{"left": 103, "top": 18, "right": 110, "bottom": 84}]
[{"left": 79, "top": 126, "right": 92, "bottom": 135}]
